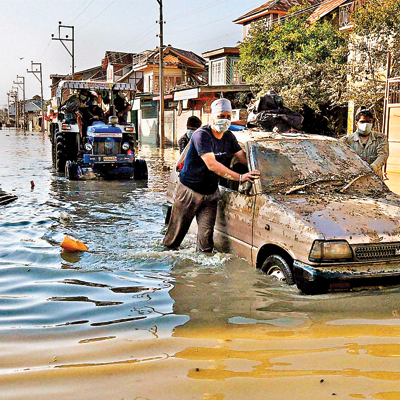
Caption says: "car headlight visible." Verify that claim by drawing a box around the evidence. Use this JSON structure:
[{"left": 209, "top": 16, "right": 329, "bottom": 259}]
[
  {"left": 309, "top": 240, "right": 353, "bottom": 262},
  {"left": 84, "top": 143, "right": 93, "bottom": 151},
  {"left": 122, "top": 142, "right": 130, "bottom": 151}
]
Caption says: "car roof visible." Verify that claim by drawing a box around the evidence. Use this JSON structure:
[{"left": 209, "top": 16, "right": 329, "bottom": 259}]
[{"left": 233, "top": 129, "right": 337, "bottom": 145}]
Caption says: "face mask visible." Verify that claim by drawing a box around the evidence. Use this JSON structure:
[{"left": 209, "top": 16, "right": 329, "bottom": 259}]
[
  {"left": 92, "top": 101, "right": 98, "bottom": 106},
  {"left": 358, "top": 122, "right": 373, "bottom": 136},
  {"left": 212, "top": 118, "right": 230, "bottom": 134},
  {"left": 186, "top": 129, "right": 196, "bottom": 139}
]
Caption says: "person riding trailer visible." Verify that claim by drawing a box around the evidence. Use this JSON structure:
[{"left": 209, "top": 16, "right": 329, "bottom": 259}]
[{"left": 61, "top": 89, "right": 91, "bottom": 139}]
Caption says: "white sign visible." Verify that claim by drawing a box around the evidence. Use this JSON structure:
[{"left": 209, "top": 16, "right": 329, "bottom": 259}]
[
  {"left": 174, "top": 88, "right": 199, "bottom": 101},
  {"left": 107, "top": 64, "right": 114, "bottom": 83}
]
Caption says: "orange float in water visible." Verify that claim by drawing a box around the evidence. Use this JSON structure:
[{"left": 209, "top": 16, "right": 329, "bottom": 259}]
[{"left": 61, "top": 235, "right": 88, "bottom": 252}]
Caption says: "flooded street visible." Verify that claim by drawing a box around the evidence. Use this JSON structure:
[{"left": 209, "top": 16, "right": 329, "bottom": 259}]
[{"left": 2, "top": 128, "right": 400, "bottom": 399}]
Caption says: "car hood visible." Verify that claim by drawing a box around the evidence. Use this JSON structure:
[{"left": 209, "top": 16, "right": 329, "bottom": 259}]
[{"left": 279, "top": 193, "right": 400, "bottom": 244}]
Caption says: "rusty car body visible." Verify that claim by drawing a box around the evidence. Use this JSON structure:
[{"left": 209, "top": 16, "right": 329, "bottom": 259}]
[{"left": 163, "top": 130, "right": 400, "bottom": 294}]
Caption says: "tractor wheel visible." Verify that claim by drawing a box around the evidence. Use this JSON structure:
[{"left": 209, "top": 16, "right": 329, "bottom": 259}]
[
  {"left": 65, "top": 160, "right": 79, "bottom": 180},
  {"left": 55, "top": 133, "right": 66, "bottom": 173},
  {"left": 134, "top": 159, "right": 148, "bottom": 180}
]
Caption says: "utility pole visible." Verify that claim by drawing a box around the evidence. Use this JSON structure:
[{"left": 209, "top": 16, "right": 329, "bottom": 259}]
[
  {"left": 7, "top": 92, "right": 10, "bottom": 125},
  {"left": 27, "top": 62, "right": 45, "bottom": 135},
  {"left": 11, "top": 86, "right": 19, "bottom": 129},
  {"left": 14, "top": 76, "right": 26, "bottom": 130},
  {"left": 156, "top": 0, "right": 165, "bottom": 149},
  {"left": 51, "top": 22, "right": 75, "bottom": 78}
]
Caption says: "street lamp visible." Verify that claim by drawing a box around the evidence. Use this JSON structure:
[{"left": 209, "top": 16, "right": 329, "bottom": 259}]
[{"left": 51, "top": 21, "right": 75, "bottom": 78}]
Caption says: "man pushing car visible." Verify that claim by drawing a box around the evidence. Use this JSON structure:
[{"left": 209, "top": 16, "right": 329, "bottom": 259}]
[{"left": 162, "top": 98, "right": 260, "bottom": 252}]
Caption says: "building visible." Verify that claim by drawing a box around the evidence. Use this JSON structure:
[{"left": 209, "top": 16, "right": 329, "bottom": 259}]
[
  {"left": 9, "top": 95, "right": 43, "bottom": 130},
  {"left": 164, "top": 46, "right": 251, "bottom": 143},
  {"left": 124, "top": 45, "right": 208, "bottom": 146},
  {"left": 234, "top": 0, "right": 322, "bottom": 40},
  {"left": 306, "top": 0, "right": 356, "bottom": 30}
]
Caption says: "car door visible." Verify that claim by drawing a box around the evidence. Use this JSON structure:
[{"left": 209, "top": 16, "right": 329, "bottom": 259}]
[{"left": 214, "top": 141, "right": 257, "bottom": 264}]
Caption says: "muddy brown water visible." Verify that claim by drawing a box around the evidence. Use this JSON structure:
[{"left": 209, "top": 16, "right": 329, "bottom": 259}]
[{"left": 1, "top": 128, "right": 400, "bottom": 399}]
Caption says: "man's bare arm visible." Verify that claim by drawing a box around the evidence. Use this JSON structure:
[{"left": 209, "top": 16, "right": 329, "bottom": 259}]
[
  {"left": 201, "top": 152, "right": 260, "bottom": 182},
  {"left": 234, "top": 149, "right": 247, "bottom": 165}
]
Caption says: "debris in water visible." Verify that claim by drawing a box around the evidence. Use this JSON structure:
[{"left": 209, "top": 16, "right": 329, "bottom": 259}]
[
  {"left": 61, "top": 235, "right": 88, "bottom": 252},
  {"left": 60, "top": 212, "right": 71, "bottom": 223}
]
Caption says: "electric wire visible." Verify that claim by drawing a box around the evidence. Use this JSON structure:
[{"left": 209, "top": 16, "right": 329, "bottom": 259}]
[
  {"left": 71, "top": 0, "right": 95, "bottom": 23},
  {"left": 39, "top": 39, "right": 52, "bottom": 60},
  {"left": 63, "top": 0, "right": 89, "bottom": 21},
  {"left": 121, "top": 25, "right": 159, "bottom": 48},
  {"left": 167, "top": 3, "right": 271, "bottom": 36},
  {"left": 80, "top": 0, "right": 118, "bottom": 29},
  {"left": 167, "top": 0, "right": 228, "bottom": 22},
  {"left": 176, "top": 0, "right": 327, "bottom": 48},
  {"left": 120, "top": 0, "right": 262, "bottom": 53}
]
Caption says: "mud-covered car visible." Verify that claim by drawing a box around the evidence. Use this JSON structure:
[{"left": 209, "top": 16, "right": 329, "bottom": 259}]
[{"left": 163, "top": 130, "right": 400, "bottom": 294}]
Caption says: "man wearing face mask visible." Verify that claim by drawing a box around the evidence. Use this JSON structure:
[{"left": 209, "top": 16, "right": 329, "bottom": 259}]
[
  {"left": 178, "top": 116, "right": 202, "bottom": 153},
  {"left": 162, "top": 98, "right": 260, "bottom": 252},
  {"left": 341, "top": 106, "right": 389, "bottom": 178}
]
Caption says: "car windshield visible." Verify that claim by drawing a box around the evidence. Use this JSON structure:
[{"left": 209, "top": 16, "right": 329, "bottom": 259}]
[{"left": 251, "top": 138, "right": 387, "bottom": 195}]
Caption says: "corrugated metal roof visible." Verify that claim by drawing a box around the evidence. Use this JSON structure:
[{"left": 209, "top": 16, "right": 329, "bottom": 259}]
[
  {"left": 168, "top": 47, "right": 206, "bottom": 66},
  {"left": 234, "top": 0, "right": 321, "bottom": 23},
  {"left": 103, "top": 51, "right": 135, "bottom": 68},
  {"left": 307, "top": 0, "right": 349, "bottom": 24}
]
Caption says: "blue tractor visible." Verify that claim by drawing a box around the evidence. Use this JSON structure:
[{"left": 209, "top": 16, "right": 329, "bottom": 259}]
[{"left": 51, "top": 80, "right": 147, "bottom": 181}]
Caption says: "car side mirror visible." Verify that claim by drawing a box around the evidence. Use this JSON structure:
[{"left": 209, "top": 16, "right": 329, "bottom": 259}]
[{"left": 238, "top": 181, "right": 252, "bottom": 195}]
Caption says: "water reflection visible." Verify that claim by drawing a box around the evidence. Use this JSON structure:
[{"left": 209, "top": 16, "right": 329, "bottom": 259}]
[{"left": 2, "top": 129, "right": 400, "bottom": 399}]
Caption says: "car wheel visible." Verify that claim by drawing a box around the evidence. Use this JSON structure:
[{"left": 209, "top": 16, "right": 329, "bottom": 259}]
[
  {"left": 261, "top": 255, "right": 294, "bottom": 285},
  {"left": 65, "top": 160, "right": 79, "bottom": 180}
]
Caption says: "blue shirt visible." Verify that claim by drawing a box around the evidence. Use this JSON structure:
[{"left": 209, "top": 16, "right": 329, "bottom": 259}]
[{"left": 180, "top": 125, "right": 242, "bottom": 195}]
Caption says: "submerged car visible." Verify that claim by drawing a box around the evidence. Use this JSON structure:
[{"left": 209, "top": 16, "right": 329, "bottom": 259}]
[{"left": 164, "top": 130, "right": 400, "bottom": 294}]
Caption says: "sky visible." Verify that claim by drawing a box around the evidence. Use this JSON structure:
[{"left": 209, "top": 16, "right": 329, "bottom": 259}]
[{"left": 0, "top": 0, "right": 264, "bottom": 107}]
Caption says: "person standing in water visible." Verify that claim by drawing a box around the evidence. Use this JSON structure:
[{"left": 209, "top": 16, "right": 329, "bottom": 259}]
[{"left": 162, "top": 98, "right": 260, "bottom": 252}]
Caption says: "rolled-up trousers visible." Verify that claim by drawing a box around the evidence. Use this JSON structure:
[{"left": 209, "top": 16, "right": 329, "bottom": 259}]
[{"left": 162, "top": 181, "right": 220, "bottom": 252}]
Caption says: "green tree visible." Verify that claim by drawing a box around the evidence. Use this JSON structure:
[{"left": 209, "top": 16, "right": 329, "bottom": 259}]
[{"left": 237, "top": 5, "right": 349, "bottom": 135}]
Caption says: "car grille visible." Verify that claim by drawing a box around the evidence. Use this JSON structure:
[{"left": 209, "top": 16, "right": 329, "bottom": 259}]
[
  {"left": 352, "top": 242, "right": 400, "bottom": 261},
  {"left": 93, "top": 141, "right": 121, "bottom": 155}
]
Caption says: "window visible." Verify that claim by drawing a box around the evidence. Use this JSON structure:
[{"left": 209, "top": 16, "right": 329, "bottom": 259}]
[
  {"left": 212, "top": 60, "right": 225, "bottom": 85},
  {"left": 339, "top": 2, "right": 353, "bottom": 28},
  {"left": 231, "top": 59, "right": 245, "bottom": 85}
]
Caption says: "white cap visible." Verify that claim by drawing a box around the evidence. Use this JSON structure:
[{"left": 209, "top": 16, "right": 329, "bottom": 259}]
[{"left": 211, "top": 98, "right": 232, "bottom": 116}]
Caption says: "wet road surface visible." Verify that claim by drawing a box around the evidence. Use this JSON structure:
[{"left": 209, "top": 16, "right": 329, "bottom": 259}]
[{"left": 2, "top": 128, "right": 400, "bottom": 399}]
